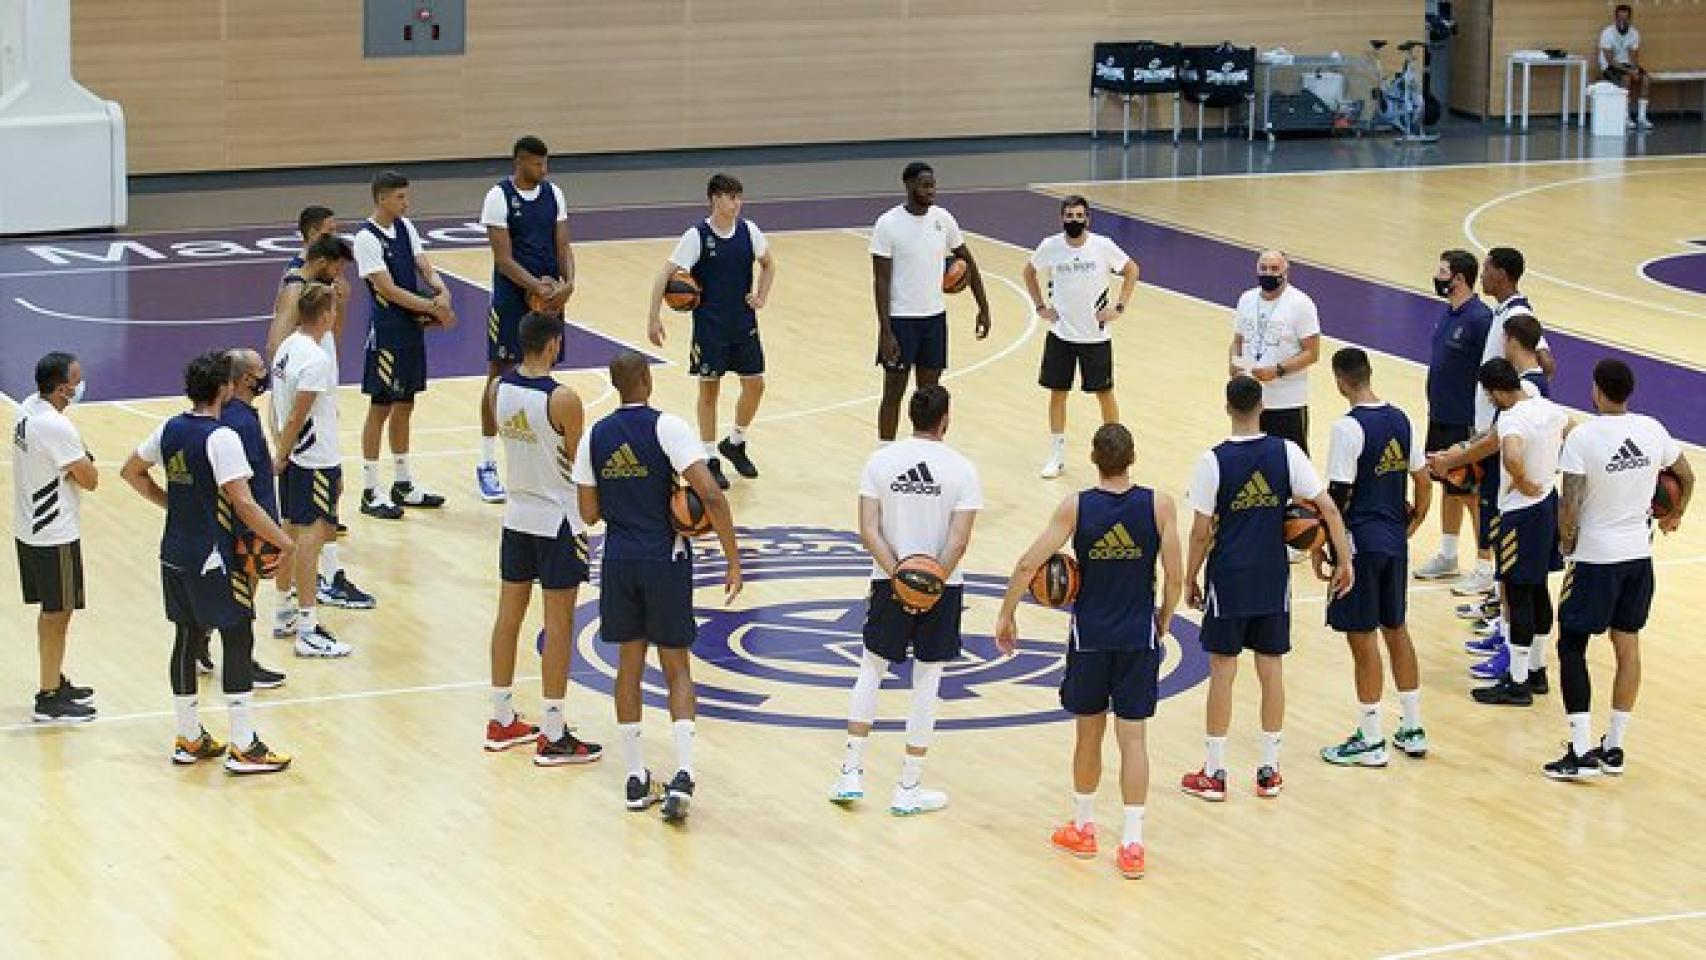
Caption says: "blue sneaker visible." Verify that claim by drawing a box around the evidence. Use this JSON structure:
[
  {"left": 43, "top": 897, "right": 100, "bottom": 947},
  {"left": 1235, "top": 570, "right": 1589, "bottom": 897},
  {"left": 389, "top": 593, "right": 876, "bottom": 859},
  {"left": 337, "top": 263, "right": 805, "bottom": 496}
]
[
  {"left": 1464, "top": 632, "right": 1504, "bottom": 656},
  {"left": 1470, "top": 646, "right": 1510, "bottom": 681},
  {"left": 475, "top": 462, "right": 506, "bottom": 504},
  {"left": 318, "top": 571, "right": 377, "bottom": 610}
]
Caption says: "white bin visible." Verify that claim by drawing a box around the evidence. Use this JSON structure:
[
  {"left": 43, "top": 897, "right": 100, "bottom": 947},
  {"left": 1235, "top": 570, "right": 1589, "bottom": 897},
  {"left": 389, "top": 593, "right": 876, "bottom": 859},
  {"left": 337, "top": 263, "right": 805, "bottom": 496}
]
[{"left": 1589, "top": 82, "right": 1629, "bottom": 137}]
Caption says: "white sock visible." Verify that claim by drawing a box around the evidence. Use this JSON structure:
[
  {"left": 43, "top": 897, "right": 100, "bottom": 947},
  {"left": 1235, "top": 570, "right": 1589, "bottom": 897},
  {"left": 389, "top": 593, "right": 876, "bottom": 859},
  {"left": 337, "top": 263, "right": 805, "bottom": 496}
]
[
  {"left": 1122, "top": 805, "right": 1145, "bottom": 846},
  {"left": 672, "top": 719, "right": 696, "bottom": 777},
  {"left": 227, "top": 692, "right": 255, "bottom": 748},
  {"left": 1358, "top": 703, "right": 1381, "bottom": 744},
  {"left": 1530, "top": 633, "right": 1550, "bottom": 671},
  {"left": 1050, "top": 433, "right": 1066, "bottom": 452},
  {"left": 174, "top": 696, "right": 201, "bottom": 741},
  {"left": 541, "top": 699, "right": 565, "bottom": 741},
  {"left": 393, "top": 455, "right": 412, "bottom": 485},
  {"left": 1606, "top": 710, "right": 1631, "bottom": 750},
  {"left": 362, "top": 460, "right": 380, "bottom": 492},
  {"left": 481, "top": 435, "right": 498, "bottom": 464},
  {"left": 1261, "top": 730, "right": 1283, "bottom": 769},
  {"left": 703, "top": 441, "right": 717, "bottom": 460},
  {"left": 1439, "top": 534, "right": 1459, "bottom": 559},
  {"left": 728, "top": 424, "right": 747, "bottom": 445},
  {"left": 900, "top": 753, "right": 925, "bottom": 789},
  {"left": 1072, "top": 792, "right": 1095, "bottom": 828},
  {"left": 1567, "top": 712, "right": 1593, "bottom": 757},
  {"left": 319, "top": 543, "right": 341, "bottom": 581},
  {"left": 274, "top": 598, "right": 297, "bottom": 623},
  {"left": 841, "top": 734, "right": 868, "bottom": 774},
  {"left": 1508, "top": 644, "right": 1531, "bottom": 684},
  {"left": 1398, "top": 689, "right": 1422, "bottom": 730},
  {"left": 619, "top": 722, "right": 644, "bottom": 778},
  {"left": 296, "top": 606, "right": 318, "bottom": 637},
  {"left": 1205, "top": 735, "right": 1227, "bottom": 774},
  {"left": 491, "top": 687, "right": 515, "bottom": 725}
]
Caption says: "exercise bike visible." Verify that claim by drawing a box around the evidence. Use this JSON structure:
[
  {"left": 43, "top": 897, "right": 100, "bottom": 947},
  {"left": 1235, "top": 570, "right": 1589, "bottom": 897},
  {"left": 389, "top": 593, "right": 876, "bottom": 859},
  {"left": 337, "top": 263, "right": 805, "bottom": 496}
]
[{"left": 1370, "top": 39, "right": 1441, "bottom": 143}]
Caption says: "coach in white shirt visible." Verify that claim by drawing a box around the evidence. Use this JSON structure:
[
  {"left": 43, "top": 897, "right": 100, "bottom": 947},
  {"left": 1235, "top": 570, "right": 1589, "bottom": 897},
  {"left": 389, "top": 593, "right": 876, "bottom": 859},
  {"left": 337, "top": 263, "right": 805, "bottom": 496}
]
[
  {"left": 1023, "top": 196, "right": 1140, "bottom": 479},
  {"left": 1599, "top": 3, "right": 1652, "bottom": 129},
  {"left": 1228, "top": 249, "right": 1322, "bottom": 454},
  {"left": 11, "top": 352, "right": 100, "bottom": 722}
]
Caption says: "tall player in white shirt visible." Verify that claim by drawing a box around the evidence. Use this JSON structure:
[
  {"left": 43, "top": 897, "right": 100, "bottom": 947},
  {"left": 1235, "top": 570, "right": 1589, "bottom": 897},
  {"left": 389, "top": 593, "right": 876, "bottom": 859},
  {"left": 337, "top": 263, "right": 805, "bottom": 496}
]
[
  {"left": 832, "top": 385, "right": 982, "bottom": 815},
  {"left": 11, "top": 352, "right": 100, "bottom": 722},
  {"left": 1228, "top": 250, "right": 1321, "bottom": 454},
  {"left": 1023, "top": 196, "right": 1139, "bottom": 479},
  {"left": 1547, "top": 360, "right": 1694, "bottom": 779}
]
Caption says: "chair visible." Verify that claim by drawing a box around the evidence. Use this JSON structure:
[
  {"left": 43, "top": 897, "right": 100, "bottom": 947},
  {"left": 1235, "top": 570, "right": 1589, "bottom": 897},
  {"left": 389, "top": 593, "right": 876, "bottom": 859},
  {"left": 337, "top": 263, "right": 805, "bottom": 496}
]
[
  {"left": 1090, "top": 42, "right": 1183, "bottom": 145},
  {"left": 1089, "top": 42, "right": 1138, "bottom": 144},
  {"left": 1180, "top": 43, "right": 1257, "bottom": 141},
  {"left": 1127, "top": 42, "right": 1184, "bottom": 143}
]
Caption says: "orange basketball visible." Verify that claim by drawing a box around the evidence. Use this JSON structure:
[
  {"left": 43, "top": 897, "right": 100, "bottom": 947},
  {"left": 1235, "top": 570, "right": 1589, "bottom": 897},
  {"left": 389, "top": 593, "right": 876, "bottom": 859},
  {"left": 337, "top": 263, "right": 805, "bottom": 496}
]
[
  {"left": 1653, "top": 468, "right": 1683, "bottom": 520},
  {"left": 1029, "top": 553, "right": 1081, "bottom": 608},
  {"left": 1443, "top": 460, "right": 1483, "bottom": 491},
  {"left": 669, "top": 485, "right": 712, "bottom": 536},
  {"left": 232, "top": 532, "right": 281, "bottom": 578},
  {"left": 1283, "top": 501, "right": 1326, "bottom": 552},
  {"left": 526, "top": 276, "right": 562, "bottom": 315},
  {"left": 893, "top": 554, "right": 947, "bottom": 614},
  {"left": 942, "top": 256, "right": 969, "bottom": 294},
  {"left": 663, "top": 270, "right": 701, "bottom": 312}
]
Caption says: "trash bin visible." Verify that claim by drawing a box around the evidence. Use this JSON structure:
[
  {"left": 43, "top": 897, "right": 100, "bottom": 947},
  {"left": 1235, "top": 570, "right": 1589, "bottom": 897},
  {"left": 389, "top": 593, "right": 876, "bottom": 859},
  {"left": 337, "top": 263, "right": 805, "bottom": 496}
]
[{"left": 1589, "top": 82, "right": 1628, "bottom": 137}]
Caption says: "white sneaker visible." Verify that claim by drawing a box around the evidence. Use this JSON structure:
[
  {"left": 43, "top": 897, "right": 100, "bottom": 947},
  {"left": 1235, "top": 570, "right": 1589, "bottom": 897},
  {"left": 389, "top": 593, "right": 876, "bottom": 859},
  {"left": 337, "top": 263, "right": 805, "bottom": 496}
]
[
  {"left": 1451, "top": 568, "right": 1496, "bottom": 596},
  {"left": 272, "top": 610, "right": 299, "bottom": 640},
  {"left": 295, "top": 625, "right": 353, "bottom": 658},
  {"left": 829, "top": 769, "right": 864, "bottom": 806},
  {"left": 1040, "top": 454, "right": 1065, "bottom": 480},
  {"left": 1413, "top": 554, "right": 1459, "bottom": 580},
  {"left": 890, "top": 783, "right": 948, "bottom": 816}
]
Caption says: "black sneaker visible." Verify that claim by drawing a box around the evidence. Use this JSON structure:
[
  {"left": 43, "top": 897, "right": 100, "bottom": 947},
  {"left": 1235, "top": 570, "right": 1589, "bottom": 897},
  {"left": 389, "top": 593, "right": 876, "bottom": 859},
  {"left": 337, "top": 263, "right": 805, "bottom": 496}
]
[
  {"left": 662, "top": 769, "right": 696, "bottom": 822},
  {"left": 360, "top": 489, "right": 404, "bottom": 520},
  {"left": 1585, "top": 739, "right": 1626, "bottom": 776},
  {"left": 33, "top": 689, "right": 96, "bottom": 723},
  {"left": 1471, "top": 676, "right": 1534, "bottom": 706},
  {"left": 57, "top": 675, "right": 95, "bottom": 705},
  {"left": 626, "top": 770, "right": 662, "bottom": 811},
  {"left": 535, "top": 729, "right": 604, "bottom": 767},
  {"left": 1527, "top": 667, "right": 1550, "bottom": 695},
  {"left": 318, "top": 571, "right": 377, "bottom": 610},
  {"left": 391, "top": 481, "right": 446, "bottom": 509},
  {"left": 718, "top": 437, "right": 758, "bottom": 479},
  {"left": 705, "top": 458, "right": 730, "bottom": 491},
  {"left": 1542, "top": 745, "right": 1601, "bottom": 781},
  {"left": 251, "top": 662, "right": 287, "bottom": 690}
]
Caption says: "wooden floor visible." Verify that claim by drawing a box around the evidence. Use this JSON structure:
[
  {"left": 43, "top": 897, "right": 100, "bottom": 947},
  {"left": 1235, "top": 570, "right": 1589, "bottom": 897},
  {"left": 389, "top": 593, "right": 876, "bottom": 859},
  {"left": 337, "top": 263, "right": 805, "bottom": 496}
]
[{"left": 3, "top": 164, "right": 1706, "bottom": 958}]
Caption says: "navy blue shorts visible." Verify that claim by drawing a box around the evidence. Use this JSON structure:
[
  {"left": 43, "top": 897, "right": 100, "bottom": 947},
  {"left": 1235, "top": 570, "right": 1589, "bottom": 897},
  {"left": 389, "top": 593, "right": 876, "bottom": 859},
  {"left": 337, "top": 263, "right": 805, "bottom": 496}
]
[
  {"left": 1060, "top": 646, "right": 1159, "bottom": 720},
  {"left": 500, "top": 523, "right": 590, "bottom": 590},
  {"left": 1496, "top": 494, "right": 1563, "bottom": 586},
  {"left": 1477, "top": 460, "right": 1500, "bottom": 551},
  {"left": 598, "top": 558, "right": 696, "bottom": 648},
  {"left": 878, "top": 313, "right": 948, "bottom": 373},
  {"left": 1200, "top": 611, "right": 1290, "bottom": 656},
  {"left": 690, "top": 326, "right": 765, "bottom": 378},
  {"left": 862, "top": 579, "right": 964, "bottom": 663},
  {"left": 487, "top": 282, "right": 567, "bottom": 364},
  {"left": 1327, "top": 551, "right": 1408, "bottom": 633},
  {"left": 161, "top": 562, "right": 254, "bottom": 631},
  {"left": 1559, "top": 559, "right": 1655, "bottom": 635},
  {"left": 362, "top": 345, "right": 427, "bottom": 404},
  {"left": 279, "top": 464, "right": 341, "bottom": 527}
]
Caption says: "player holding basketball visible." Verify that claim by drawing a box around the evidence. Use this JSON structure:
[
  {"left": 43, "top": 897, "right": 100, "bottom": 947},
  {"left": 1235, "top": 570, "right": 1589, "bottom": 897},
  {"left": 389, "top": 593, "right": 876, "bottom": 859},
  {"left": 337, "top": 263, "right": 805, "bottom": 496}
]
[
  {"left": 476, "top": 136, "right": 574, "bottom": 504},
  {"left": 1546, "top": 360, "right": 1693, "bottom": 779},
  {"left": 831, "top": 384, "right": 983, "bottom": 815},
  {"left": 356, "top": 170, "right": 455, "bottom": 520},
  {"left": 574, "top": 352, "right": 741, "bottom": 821},
  {"left": 1181, "top": 376, "right": 1351, "bottom": 801},
  {"left": 646, "top": 173, "right": 776, "bottom": 490},
  {"left": 1023, "top": 196, "right": 1139, "bottom": 479},
  {"left": 870, "top": 162, "right": 991, "bottom": 443},
  {"left": 993, "top": 423, "right": 1181, "bottom": 879},
  {"left": 1317, "top": 348, "right": 1431, "bottom": 767},
  {"left": 485, "top": 312, "right": 603, "bottom": 766}
]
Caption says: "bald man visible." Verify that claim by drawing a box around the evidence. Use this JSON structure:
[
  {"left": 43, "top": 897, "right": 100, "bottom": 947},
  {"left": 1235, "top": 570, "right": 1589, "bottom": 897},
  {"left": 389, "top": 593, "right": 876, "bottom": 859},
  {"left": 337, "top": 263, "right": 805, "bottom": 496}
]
[{"left": 1228, "top": 250, "right": 1321, "bottom": 455}]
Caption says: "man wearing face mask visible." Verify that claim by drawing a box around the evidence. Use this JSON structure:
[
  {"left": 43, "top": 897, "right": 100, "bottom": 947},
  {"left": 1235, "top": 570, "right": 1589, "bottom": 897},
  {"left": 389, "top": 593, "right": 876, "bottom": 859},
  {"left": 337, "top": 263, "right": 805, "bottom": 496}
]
[
  {"left": 1599, "top": 4, "right": 1652, "bottom": 130},
  {"left": 1024, "top": 195, "right": 1140, "bottom": 479},
  {"left": 1414, "top": 250, "right": 1494, "bottom": 582},
  {"left": 12, "top": 352, "right": 100, "bottom": 723},
  {"left": 1228, "top": 250, "right": 1321, "bottom": 455}
]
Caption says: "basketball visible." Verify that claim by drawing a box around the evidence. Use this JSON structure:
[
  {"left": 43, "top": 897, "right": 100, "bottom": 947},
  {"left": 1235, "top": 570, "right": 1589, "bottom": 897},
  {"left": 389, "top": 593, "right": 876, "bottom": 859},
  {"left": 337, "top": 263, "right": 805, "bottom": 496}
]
[
  {"left": 1653, "top": 468, "right": 1683, "bottom": 520},
  {"left": 893, "top": 554, "right": 947, "bottom": 614},
  {"left": 669, "top": 484, "right": 713, "bottom": 535},
  {"left": 1283, "top": 501, "right": 1326, "bottom": 552},
  {"left": 663, "top": 269, "right": 701, "bottom": 312},
  {"left": 232, "top": 532, "right": 281, "bottom": 578},
  {"left": 1028, "top": 552, "right": 1081, "bottom": 608},
  {"left": 1443, "top": 460, "right": 1483, "bottom": 491},
  {"left": 526, "top": 276, "right": 560, "bottom": 315},
  {"left": 942, "top": 256, "right": 970, "bottom": 294}
]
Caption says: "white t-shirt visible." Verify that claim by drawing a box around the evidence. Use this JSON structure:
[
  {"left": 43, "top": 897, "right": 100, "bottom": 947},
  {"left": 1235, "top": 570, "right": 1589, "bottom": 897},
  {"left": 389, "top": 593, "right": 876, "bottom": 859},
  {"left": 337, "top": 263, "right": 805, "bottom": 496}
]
[
  {"left": 870, "top": 204, "right": 964, "bottom": 319},
  {"left": 11, "top": 394, "right": 86, "bottom": 546},
  {"left": 1599, "top": 25, "right": 1640, "bottom": 70},
  {"left": 669, "top": 218, "right": 770, "bottom": 270},
  {"left": 570, "top": 407, "right": 704, "bottom": 487},
  {"left": 1189, "top": 435, "right": 1325, "bottom": 517},
  {"left": 858, "top": 437, "right": 982, "bottom": 585},
  {"left": 478, "top": 182, "right": 569, "bottom": 228},
  {"left": 1231, "top": 285, "right": 1320, "bottom": 410},
  {"left": 1493, "top": 396, "right": 1570, "bottom": 512},
  {"left": 1325, "top": 403, "right": 1427, "bottom": 484},
  {"left": 353, "top": 217, "right": 425, "bottom": 279},
  {"left": 271, "top": 330, "right": 341, "bottom": 468},
  {"left": 1474, "top": 294, "right": 1553, "bottom": 432},
  {"left": 136, "top": 419, "right": 252, "bottom": 573},
  {"left": 1029, "top": 232, "right": 1131, "bottom": 344},
  {"left": 1559, "top": 413, "right": 1683, "bottom": 564}
]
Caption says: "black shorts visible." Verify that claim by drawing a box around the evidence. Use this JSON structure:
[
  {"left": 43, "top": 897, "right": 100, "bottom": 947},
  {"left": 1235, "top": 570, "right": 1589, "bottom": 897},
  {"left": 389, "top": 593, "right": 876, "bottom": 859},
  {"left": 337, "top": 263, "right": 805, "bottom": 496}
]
[
  {"left": 501, "top": 523, "right": 590, "bottom": 590},
  {"left": 1496, "top": 494, "right": 1562, "bottom": 586},
  {"left": 16, "top": 540, "right": 84, "bottom": 613},
  {"left": 1038, "top": 333, "right": 1113, "bottom": 393},
  {"left": 690, "top": 327, "right": 765, "bottom": 379},
  {"left": 878, "top": 313, "right": 948, "bottom": 373},
  {"left": 1260, "top": 407, "right": 1309, "bottom": 456},
  {"left": 598, "top": 558, "right": 696, "bottom": 648},
  {"left": 161, "top": 562, "right": 254, "bottom": 631},
  {"left": 1425, "top": 419, "right": 1475, "bottom": 496},
  {"left": 1060, "top": 646, "right": 1159, "bottom": 720},
  {"left": 1326, "top": 551, "right": 1407, "bottom": 633},
  {"left": 1199, "top": 611, "right": 1290, "bottom": 656},
  {"left": 362, "top": 345, "right": 427, "bottom": 405},
  {"left": 1559, "top": 559, "right": 1655, "bottom": 635},
  {"left": 280, "top": 464, "right": 341, "bottom": 528},
  {"left": 862, "top": 579, "right": 964, "bottom": 663},
  {"left": 1603, "top": 65, "right": 1643, "bottom": 85}
]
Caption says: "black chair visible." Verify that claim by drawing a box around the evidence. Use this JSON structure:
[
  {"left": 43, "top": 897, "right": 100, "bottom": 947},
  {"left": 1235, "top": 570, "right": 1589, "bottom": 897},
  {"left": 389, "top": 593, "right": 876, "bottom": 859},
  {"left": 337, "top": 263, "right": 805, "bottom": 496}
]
[
  {"left": 1091, "top": 42, "right": 1183, "bottom": 144},
  {"left": 1128, "top": 42, "right": 1184, "bottom": 142},
  {"left": 1180, "top": 43, "right": 1257, "bottom": 141}
]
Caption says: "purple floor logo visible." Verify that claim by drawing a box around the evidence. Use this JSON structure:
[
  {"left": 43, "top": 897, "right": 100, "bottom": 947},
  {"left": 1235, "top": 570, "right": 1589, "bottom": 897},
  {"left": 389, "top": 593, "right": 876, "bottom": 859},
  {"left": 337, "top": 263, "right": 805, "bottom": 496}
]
[
  {"left": 559, "top": 526, "right": 1210, "bottom": 730},
  {"left": 1641, "top": 240, "right": 1706, "bottom": 298}
]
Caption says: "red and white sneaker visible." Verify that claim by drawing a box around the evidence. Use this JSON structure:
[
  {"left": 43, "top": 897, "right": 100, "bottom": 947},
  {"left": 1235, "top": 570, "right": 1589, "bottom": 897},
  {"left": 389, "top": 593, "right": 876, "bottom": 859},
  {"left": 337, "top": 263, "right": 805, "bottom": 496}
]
[
  {"left": 1050, "top": 822, "right": 1098, "bottom": 859},
  {"left": 1255, "top": 765, "right": 1284, "bottom": 798},
  {"left": 1180, "top": 768, "right": 1227, "bottom": 801},
  {"left": 484, "top": 715, "right": 538, "bottom": 751},
  {"left": 1115, "top": 842, "right": 1146, "bottom": 879}
]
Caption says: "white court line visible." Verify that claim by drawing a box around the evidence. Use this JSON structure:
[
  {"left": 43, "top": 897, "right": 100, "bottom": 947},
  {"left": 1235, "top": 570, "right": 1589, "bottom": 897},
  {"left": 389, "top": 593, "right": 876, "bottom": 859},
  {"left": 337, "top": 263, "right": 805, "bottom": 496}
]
[
  {"left": 1028, "top": 151, "right": 1706, "bottom": 190},
  {"left": 1374, "top": 910, "right": 1706, "bottom": 959},
  {"left": 1633, "top": 238, "right": 1706, "bottom": 302},
  {"left": 12, "top": 297, "right": 271, "bottom": 326}
]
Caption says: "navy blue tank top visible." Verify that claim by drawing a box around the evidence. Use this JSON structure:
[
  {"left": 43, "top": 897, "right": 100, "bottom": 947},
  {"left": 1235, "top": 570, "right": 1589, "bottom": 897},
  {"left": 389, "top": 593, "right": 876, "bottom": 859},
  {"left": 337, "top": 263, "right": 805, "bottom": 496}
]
[
  {"left": 220, "top": 398, "right": 276, "bottom": 522},
  {"left": 1206, "top": 436, "right": 1292, "bottom": 617},
  {"left": 493, "top": 179, "right": 560, "bottom": 297},
  {"left": 1071, "top": 486, "right": 1160, "bottom": 652},
  {"left": 588, "top": 405, "right": 685, "bottom": 563},
  {"left": 158, "top": 414, "right": 238, "bottom": 572},
  {"left": 1344, "top": 404, "right": 1412, "bottom": 558},
  {"left": 362, "top": 219, "right": 426, "bottom": 350},
  {"left": 690, "top": 219, "right": 757, "bottom": 337}
]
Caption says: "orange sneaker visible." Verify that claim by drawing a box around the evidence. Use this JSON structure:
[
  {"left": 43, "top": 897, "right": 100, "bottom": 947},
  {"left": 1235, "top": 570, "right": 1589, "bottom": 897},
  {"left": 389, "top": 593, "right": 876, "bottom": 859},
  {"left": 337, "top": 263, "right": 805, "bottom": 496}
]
[
  {"left": 1116, "top": 842, "right": 1146, "bottom": 879},
  {"left": 172, "top": 728, "right": 226, "bottom": 765},
  {"left": 1256, "top": 765, "right": 1284, "bottom": 798},
  {"left": 1050, "top": 822, "right": 1098, "bottom": 859},
  {"left": 484, "top": 715, "right": 538, "bottom": 752}
]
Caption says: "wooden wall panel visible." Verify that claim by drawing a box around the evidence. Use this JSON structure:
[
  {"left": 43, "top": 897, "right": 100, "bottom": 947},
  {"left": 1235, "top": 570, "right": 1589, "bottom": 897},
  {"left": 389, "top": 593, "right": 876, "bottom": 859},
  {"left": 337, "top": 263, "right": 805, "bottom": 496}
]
[
  {"left": 1488, "top": 0, "right": 1706, "bottom": 116},
  {"left": 1449, "top": 0, "right": 1495, "bottom": 117}
]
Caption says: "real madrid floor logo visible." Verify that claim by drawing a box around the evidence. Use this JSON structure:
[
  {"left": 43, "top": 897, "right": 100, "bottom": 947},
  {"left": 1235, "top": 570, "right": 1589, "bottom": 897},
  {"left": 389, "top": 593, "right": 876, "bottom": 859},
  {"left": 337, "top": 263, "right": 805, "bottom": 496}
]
[{"left": 558, "top": 526, "right": 1210, "bottom": 730}]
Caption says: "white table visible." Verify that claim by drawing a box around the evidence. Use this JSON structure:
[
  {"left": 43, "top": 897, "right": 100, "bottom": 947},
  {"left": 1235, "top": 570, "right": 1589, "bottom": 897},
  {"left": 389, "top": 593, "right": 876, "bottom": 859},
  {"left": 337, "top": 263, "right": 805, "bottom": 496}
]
[
  {"left": 1651, "top": 70, "right": 1706, "bottom": 118},
  {"left": 1504, "top": 54, "right": 1588, "bottom": 131}
]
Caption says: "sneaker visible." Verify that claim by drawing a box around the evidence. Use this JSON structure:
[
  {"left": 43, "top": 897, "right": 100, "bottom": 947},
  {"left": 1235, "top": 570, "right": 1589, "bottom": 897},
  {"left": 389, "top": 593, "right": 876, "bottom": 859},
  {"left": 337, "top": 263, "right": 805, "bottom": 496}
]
[
  {"left": 1471, "top": 676, "right": 1534, "bottom": 706},
  {"left": 1456, "top": 599, "right": 1501, "bottom": 621},
  {"left": 475, "top": 461, "right": 506, "bottom": 503},
  {"left": 1542, "top": 744, "right": 1601, "bottom": 781},
  {"left": 272, "top": 609, "right": 299, "bottom": 640},
  {"left": 718, "top": 437, "right": 758, "bottom": 479},
  {"left": 1116, "top": 842, "right": 1147, "bottom": 879},
  {"left": 1472, "top": 618, "right": 1502, "bottom": 639},
  {"left": 1586, "top": 739, "right": 1625, "bottom": 776},
  {"left": 829, "top": 768, "right": 865, "bottom": 806},
  {"left": 32, "top": 689, "right": 96, "bottom": 723},
  {"left": 360, "top": 489, "right": 404, "bottom": 520},
  {"left": 662, "top": 769, "right": 696, "bottom": 822},
  {"left": 1451, "top": 568, "right": 1496, "bottom": 596},
  {"left": 1464, "top": 633, "right": 1503, "bottom": 656},
  {"left": 534, "top": 729, "right": 603, "bottom": 766},
  {"left": 889, "top": 783, "right": 949, "bottom": 816},
  {"left": 1040, "top": 454, "right": 1065, "bottom": 480},
  {"left": 172, "top": 728, "right": 226, "bottom": 764},
  {"left": 295, "top": 624, "right": 353, "bottom": 658},
  {"left": 705, "top": 458, "right": 731, "bottom": 491},
  {"left": 251, "top": 662, "right": 287, "bottom": 690},
  {"left": 484, "top": 715, "right": 539, "bottom": 752},
  {"left": 1393, "top": 726, "right": 1429, "bottom": 758},
  {"left": 626, "top": 771, "right": 664, "bottom": 811},
  {"left": 1180, "top": 768, "right": 1227, "bottom": 802},
  {"left": 224, "top": 737, "right": 292, "bottom": 775},
  {"left": 318, "top": 571, "right": 376, "bottom": 610},
  {"left": 1413, "top": 554, "right": 1459, "bottom": 580},
  {"left": 1470, "top": 647, "right": 1509, "bottom": 681},
  {"left": 57, "top": 675, "right": 95, "bottom": 704},
  {"left": 1255, "top": 765, "right": 1284, "bottom": 798},
  {"left": 391, "top": 481, "right": 445, "bottom": 509},
  {"left": 1527, "top": 667, "right": 1550, "bottom": 695},
  {"left": 1051, "top": 822, "right": 1098, "bottom": 859},
  {"left": 1320, "top": 730, "right": 1389, "bottom": 767}
]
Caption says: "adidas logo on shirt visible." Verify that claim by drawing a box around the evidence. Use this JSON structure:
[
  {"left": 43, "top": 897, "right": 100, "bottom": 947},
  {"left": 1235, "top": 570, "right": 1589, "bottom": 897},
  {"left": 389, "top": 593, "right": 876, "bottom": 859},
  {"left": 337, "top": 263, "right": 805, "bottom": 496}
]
[
  {"left": 499, "top": 409, "right": 536, "bottom": 444},
  {"left": 890, "top": 462, "right": 942, "bottom": 496},
  {"left": 1606, "top": 438, "right": 1651, "bottom": 473},
  {"left": 165, "top": 450, "right": 192, "bottom": 485},
  {"left": 1229, "top": 471, "right": 1281, "bottom": 511},
  {"left": 1375, "top": 438, "right": 1409, "bottom": 476},
  {"left": 1088, "top": 522, "right": 1143, "bottom": 561},
  {"left": 600, "top": 443, "right": 649, "bottom": 479}
]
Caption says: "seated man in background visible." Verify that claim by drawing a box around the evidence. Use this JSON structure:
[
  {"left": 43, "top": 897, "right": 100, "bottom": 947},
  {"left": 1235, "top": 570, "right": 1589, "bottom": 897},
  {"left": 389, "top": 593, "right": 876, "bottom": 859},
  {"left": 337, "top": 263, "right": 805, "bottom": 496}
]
[{"left": 1600, "top": 4, "right": 1653, "bottom": 130}]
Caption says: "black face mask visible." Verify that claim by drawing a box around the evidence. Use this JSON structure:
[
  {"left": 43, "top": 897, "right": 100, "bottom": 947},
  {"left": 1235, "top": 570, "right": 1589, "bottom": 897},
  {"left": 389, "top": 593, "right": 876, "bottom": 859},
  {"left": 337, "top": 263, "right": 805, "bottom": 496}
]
[
  {"left": 1433, "top": 277, "right": 1455, "bottom": 298},
  {"left": 252, "top": 374, "right": 270, "bottom": 396},
  {"left": 1257, "top": 274, "right": 1283, "bottom": 293},
  {"left": 1062, "top": 221, "right": 1087, "bottom": 239}
]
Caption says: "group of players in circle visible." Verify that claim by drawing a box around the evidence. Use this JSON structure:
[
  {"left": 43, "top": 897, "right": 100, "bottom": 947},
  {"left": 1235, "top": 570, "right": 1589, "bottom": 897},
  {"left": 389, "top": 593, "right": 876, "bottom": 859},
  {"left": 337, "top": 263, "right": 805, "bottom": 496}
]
[{"left": 8, "top": 137, "right": 1696, "bottom": 878}]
